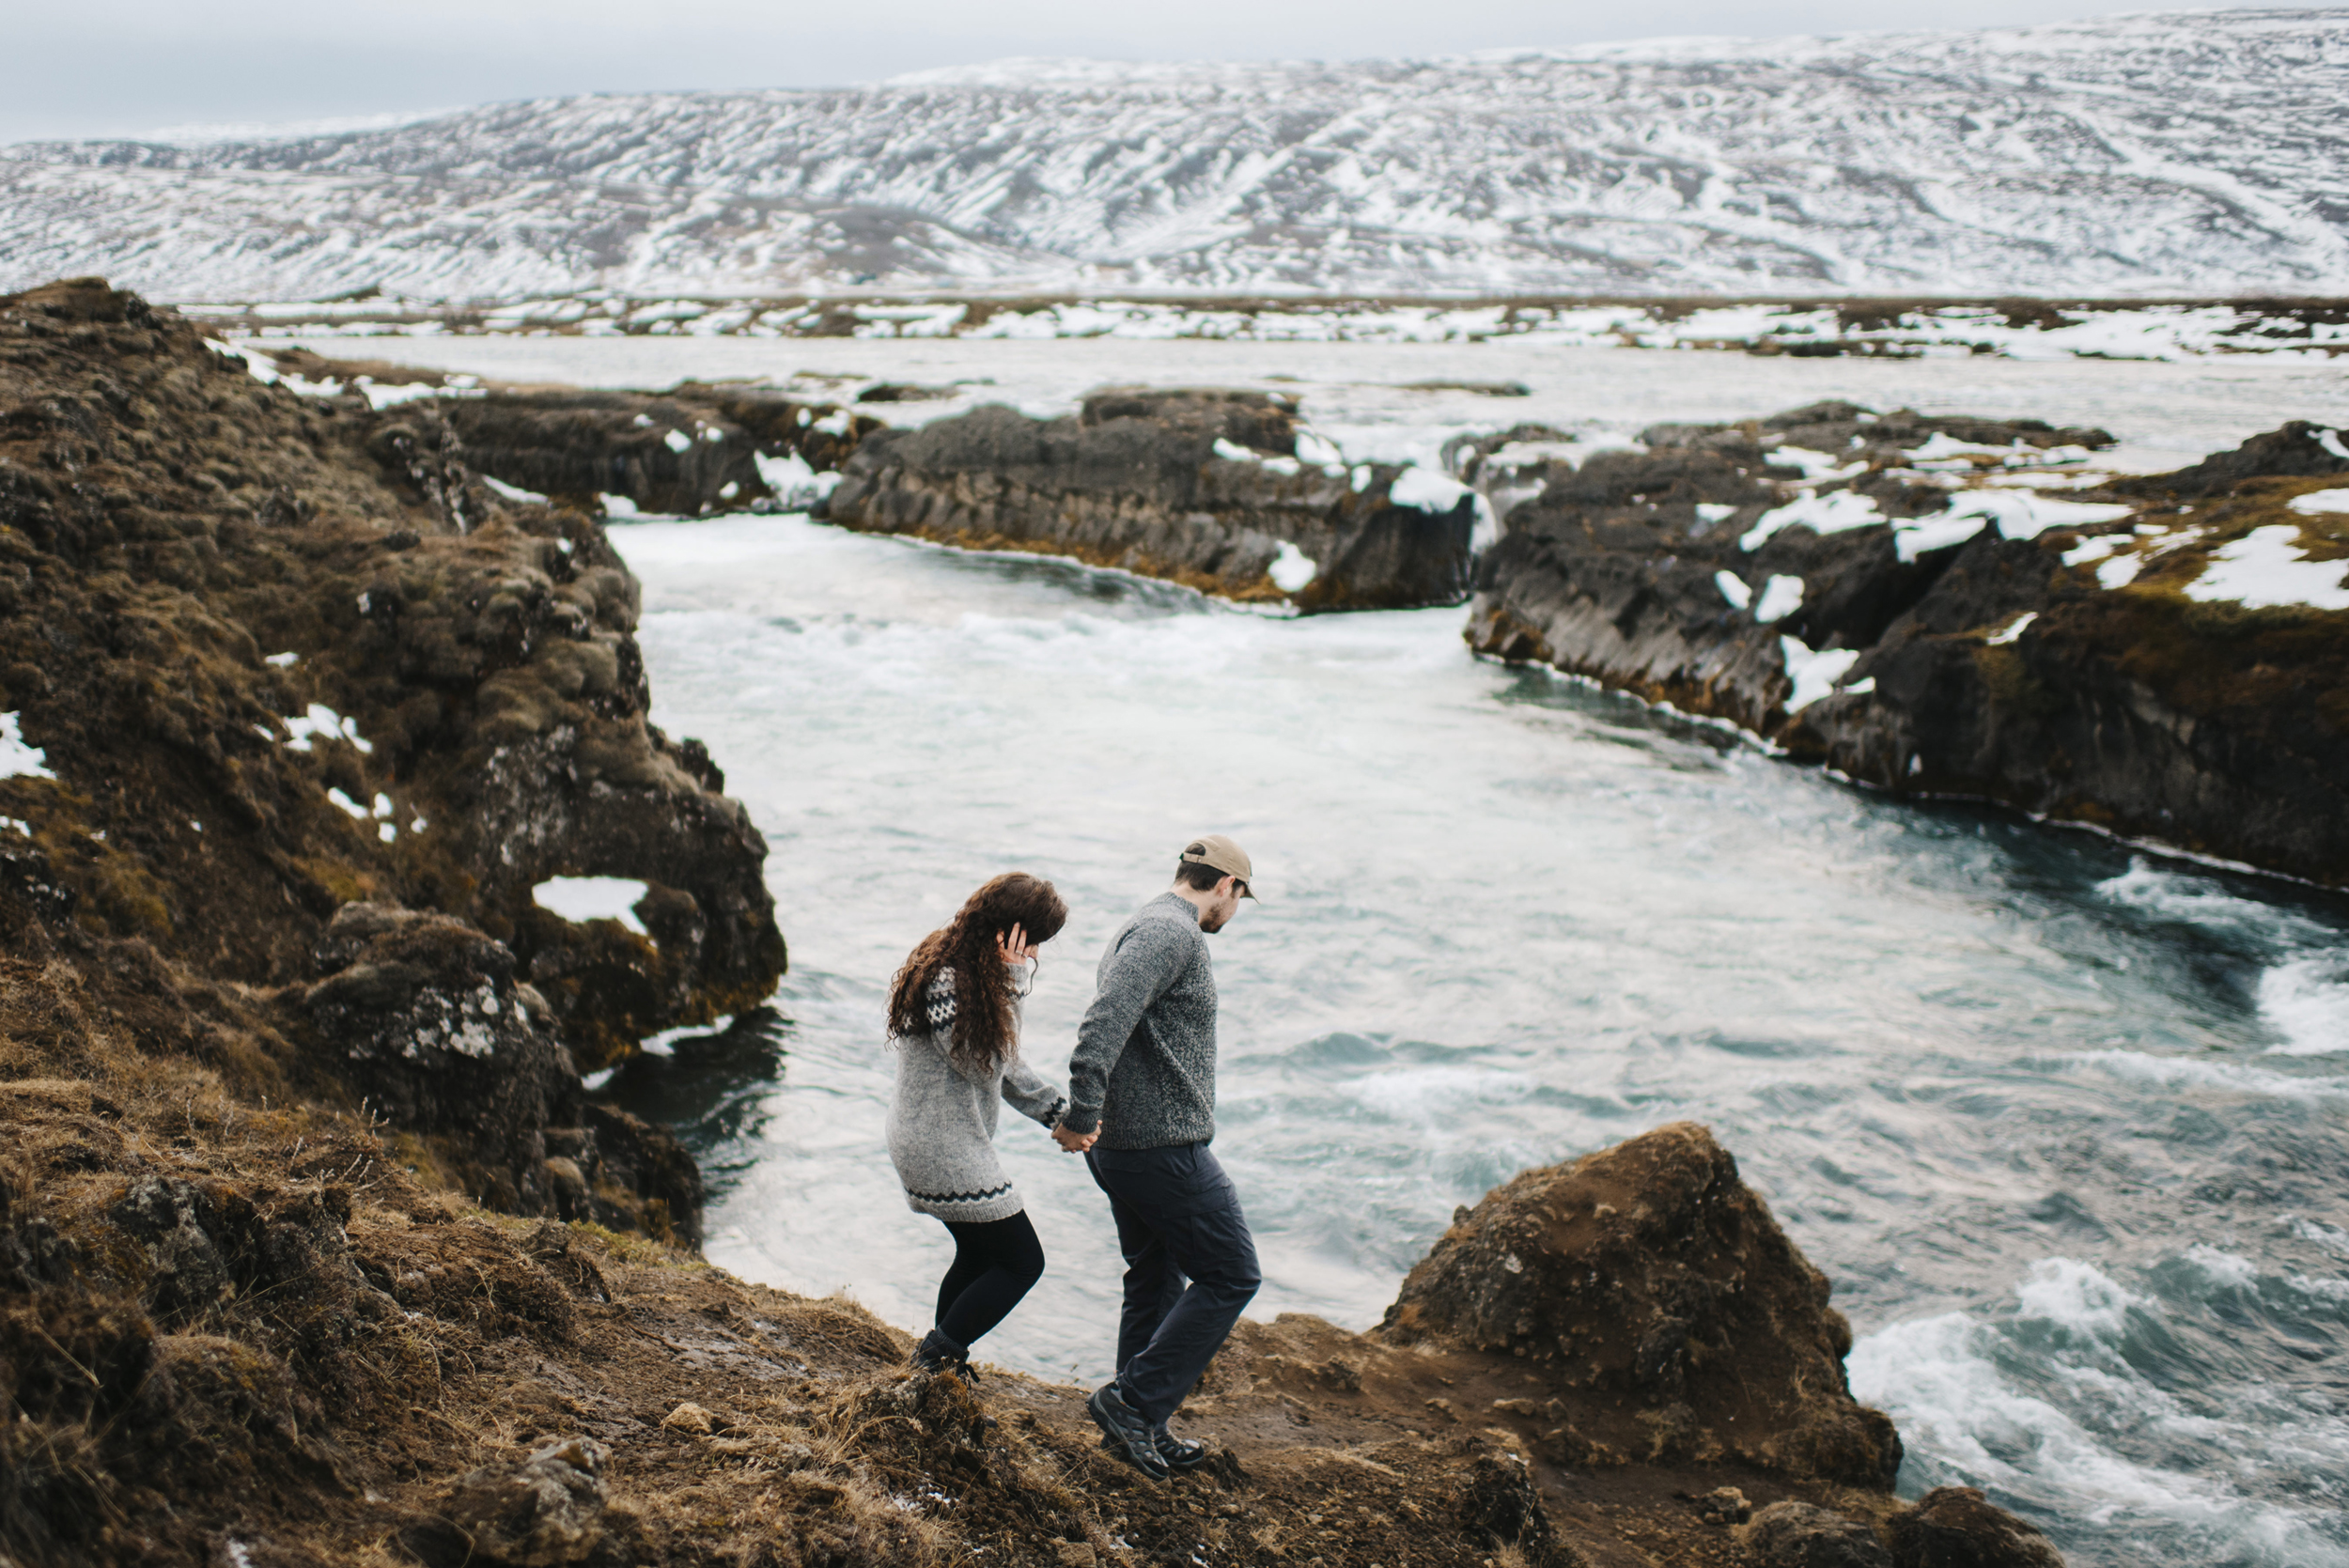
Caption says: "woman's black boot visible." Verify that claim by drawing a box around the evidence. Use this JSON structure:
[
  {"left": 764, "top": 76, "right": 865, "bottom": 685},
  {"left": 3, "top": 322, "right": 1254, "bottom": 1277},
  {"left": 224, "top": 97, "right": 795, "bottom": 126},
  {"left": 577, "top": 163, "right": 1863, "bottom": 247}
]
[{"left": 911, "top": 1327, "right": 971, "bottom": 1377}]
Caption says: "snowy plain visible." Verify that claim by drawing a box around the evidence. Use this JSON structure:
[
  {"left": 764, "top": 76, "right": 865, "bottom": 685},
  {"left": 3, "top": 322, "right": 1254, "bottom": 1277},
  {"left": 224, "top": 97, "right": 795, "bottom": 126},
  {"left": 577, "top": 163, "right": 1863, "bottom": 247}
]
[{"left": 272, "top": 330, "right": 2349, "bottom": 478}]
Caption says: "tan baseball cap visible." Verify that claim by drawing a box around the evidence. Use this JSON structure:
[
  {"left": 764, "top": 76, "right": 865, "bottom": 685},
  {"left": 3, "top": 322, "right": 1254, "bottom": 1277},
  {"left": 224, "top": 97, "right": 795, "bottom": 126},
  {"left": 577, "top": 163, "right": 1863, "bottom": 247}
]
[{"left": 1180, "top": 834, "right": 1258, "bottom": 897}]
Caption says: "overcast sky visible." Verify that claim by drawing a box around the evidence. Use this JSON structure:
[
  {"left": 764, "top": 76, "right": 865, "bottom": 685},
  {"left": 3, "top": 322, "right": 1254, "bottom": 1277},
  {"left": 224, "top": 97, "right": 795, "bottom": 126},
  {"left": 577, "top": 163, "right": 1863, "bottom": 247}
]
[{"left": 3, "top": 2, "right": 2290, "bottom": 146}]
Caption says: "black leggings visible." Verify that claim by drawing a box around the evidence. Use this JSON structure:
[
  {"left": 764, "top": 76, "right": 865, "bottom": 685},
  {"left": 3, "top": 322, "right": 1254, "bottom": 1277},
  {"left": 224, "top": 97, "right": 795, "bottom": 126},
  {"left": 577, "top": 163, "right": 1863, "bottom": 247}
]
[{"left": 933, "top": 1210, "right": 1046, "bottom": 1351}]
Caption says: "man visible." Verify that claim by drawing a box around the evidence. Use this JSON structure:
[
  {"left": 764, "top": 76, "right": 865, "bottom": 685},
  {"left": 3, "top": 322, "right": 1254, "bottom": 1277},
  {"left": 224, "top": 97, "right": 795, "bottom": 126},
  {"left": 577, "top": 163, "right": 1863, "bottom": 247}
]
[{"left": 1051, "top": 834, "right": 1262, "bottom": 1480}]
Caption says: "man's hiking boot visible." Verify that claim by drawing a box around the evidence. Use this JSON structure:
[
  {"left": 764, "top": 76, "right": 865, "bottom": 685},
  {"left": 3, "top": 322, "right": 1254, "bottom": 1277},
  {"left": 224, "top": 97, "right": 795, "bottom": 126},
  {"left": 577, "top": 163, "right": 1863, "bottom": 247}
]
[
  {"left": 1087, "top": 1382, "right": 1171, "bottom": 1480},
  {"left": 1152, "top": 1422, "right": 1209, "bottom": 1472},
  {"left": 1094, "top": 1417, "right": 1208, "bottom": 1471}
]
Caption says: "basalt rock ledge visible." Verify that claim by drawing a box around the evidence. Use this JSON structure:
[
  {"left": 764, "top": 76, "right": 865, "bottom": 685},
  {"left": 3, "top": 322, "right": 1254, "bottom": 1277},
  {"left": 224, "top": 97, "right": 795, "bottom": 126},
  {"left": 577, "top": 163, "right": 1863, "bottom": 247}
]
[
  {"left": 826, "top": 388, "right": 1480, "bottom": 611},
  {"left": 1468, "top": 401, "right": 2349, "bottom": 885}
]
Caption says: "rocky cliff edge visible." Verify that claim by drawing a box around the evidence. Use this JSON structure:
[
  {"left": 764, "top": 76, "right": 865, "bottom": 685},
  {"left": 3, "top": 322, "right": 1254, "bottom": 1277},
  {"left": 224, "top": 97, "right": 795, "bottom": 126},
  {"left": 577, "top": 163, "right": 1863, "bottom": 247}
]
[
  {"left": 0, "top": 277, "right": 786, "bottom": 1231},
  {"left": 4, "top": 1062, "right": 2061, "bottom": 1567}
]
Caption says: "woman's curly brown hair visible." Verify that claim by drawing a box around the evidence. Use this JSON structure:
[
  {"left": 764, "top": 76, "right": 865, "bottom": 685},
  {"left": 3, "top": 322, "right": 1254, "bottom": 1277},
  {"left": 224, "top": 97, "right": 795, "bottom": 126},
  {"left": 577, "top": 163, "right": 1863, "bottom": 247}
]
[{"left": 887, "top": 873, "right": 1068, "bottom": 1073}]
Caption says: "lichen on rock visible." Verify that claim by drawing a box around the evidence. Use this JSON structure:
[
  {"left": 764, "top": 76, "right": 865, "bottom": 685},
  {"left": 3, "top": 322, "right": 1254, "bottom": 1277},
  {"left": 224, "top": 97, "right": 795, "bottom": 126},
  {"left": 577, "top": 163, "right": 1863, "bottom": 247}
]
[{"left": 288, "top": 901, "right": 708, "bottom": 1235}]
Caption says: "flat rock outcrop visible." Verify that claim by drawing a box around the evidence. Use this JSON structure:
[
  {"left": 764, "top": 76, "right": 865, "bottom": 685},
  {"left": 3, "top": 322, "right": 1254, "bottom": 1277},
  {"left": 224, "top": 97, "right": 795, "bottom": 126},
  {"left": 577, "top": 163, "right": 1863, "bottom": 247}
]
[
  {"left": 1467, "top": 400, "right": 2349, "bottom": 884},
  {"left": 826, "top": 388, "right": 1478, "bottom": 610},
  {"left": 441, "top": 385, "right": 880, "bottom": 517},
  {"left": 258, "top": 348, "right": 882, "bottom": 517}
]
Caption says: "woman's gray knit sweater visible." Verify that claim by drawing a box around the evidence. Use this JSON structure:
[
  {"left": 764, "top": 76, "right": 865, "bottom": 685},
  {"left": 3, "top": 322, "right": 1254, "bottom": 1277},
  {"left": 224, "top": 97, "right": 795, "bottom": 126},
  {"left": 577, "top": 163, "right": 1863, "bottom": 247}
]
[{"left": 886, "top": 970, "right": 1068, "bottom": 1223}]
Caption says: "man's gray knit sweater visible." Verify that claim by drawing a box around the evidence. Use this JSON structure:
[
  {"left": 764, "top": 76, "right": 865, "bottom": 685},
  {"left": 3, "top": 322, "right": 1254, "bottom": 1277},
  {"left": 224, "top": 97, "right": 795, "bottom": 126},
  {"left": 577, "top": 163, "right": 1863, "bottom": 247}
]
[{"left": 1063, "top": 892, "right": 1218, "bottom": 1150}]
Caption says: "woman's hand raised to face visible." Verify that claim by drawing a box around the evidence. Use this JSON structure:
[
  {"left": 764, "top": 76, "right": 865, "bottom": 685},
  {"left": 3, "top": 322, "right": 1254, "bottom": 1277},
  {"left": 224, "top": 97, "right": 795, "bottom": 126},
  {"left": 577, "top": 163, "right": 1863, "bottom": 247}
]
[{"left": 997, "top": 924, "right": 1036, "bottom": 968}]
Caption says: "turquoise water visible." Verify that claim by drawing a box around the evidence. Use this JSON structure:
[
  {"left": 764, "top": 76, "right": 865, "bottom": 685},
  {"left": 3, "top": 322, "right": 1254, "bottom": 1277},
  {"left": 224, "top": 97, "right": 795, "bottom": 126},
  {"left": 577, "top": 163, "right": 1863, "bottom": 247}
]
[{"left": 603, "top": 514, "right": 2349, "bottom": 1568}]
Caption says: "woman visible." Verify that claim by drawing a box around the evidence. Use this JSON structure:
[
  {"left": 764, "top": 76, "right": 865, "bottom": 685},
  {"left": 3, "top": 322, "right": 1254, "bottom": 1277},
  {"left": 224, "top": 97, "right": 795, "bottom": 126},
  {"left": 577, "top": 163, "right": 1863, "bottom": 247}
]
[{"left": 885, "top": 872, "right": 1075, "bottom": 1375}]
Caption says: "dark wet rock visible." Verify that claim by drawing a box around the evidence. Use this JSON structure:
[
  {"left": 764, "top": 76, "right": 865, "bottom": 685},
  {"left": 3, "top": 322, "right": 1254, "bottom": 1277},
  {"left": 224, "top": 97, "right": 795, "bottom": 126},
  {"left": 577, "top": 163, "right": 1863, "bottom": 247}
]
[
  {"left": 669, "top": 384, "right": 879, "bottom": 484},
  {"left": 1468, "top": 402, "right": 2349, "bottom": 885},
  {"left": 1888, "top": 1486, "right": 2065, "bottom": 1568},
  {"left": 1740, "top": 1500, "right": 1896, "bottom": 1567},
  {"left": 292, "top": 902, "right": 705, "bottom": 1241},
  {"left": 1401, "top": 379, "right": 1532, "bottom": 396},
  {"left": 450, "top": 716, "right": 784, "bottom": 1066},
  {"left": 568, "top": 1103, "right": 706, "bottom": 1247},
  {"left": 440, "top": 380, "right": 880, "bottom": 516},
  {"left": 440, "top": 390, "right": 765, "bottom": 515},
  {"left": 855, "top": 380, "right": 960, "bottom": 403},
  {"left": 1378, "top": 1121, "right": 1902, "bottom": 1487},
  {"left": 255, "top": 353, "right": 885, "bottom": 518},
  {"left": 826, "top": 388, "right": 1477, "bottom": 610}
]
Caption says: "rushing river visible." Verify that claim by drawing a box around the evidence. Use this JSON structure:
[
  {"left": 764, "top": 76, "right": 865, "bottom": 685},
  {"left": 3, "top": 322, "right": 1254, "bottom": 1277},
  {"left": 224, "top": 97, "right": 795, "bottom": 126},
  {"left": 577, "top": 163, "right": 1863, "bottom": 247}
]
[
  {"left": 598, "top": 513, "right": 2349, "bottom": 1568},
  {"left": 303, "top": 330, "right": 2349, "bottom": 1566}
]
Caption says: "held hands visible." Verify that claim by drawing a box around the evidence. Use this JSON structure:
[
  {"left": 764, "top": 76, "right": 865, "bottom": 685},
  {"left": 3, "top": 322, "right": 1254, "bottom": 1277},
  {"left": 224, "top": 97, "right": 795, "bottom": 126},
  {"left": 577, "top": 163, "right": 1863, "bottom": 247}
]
[
  {"left": 1051, "top": 1121, "right": 1097, "bottom": 1155},
  {"left": 998, "top": 923, "right": 1036, "bottom": 969}
]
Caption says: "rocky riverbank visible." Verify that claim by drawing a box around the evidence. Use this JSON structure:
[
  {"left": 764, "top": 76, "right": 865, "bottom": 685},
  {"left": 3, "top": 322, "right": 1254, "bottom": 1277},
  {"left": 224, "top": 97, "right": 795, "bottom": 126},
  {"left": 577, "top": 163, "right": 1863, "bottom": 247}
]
[
  {"left": 0, "top": 281, "right": 2068, "bottom": 1566},
  {"left": 0, "top": 277, "right": 785, "bottom": 1231},
  {"left": 1466, "top": 401, "right": 2349, "bottom": 886},
  {"left": 246, "top": 355, "right": 1477, "bottom": 613},
  {"left": 824, "top": 389, "right": 1478, "bottom": 611}
]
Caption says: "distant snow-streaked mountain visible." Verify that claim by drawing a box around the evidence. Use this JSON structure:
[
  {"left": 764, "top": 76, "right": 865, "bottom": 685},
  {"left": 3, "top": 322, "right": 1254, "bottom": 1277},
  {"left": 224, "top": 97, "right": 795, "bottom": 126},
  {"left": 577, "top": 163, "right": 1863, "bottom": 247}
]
[{"left": 5, "top": 8, "right": 2347, "bottom": 302}]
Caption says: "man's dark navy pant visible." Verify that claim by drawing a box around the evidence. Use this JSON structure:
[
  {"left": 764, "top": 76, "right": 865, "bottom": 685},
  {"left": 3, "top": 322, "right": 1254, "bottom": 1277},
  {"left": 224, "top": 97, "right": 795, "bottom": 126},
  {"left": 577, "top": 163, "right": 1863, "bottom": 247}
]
[{"left": 1084, "top": 1141, "right": 1262, "bottom": 1425}]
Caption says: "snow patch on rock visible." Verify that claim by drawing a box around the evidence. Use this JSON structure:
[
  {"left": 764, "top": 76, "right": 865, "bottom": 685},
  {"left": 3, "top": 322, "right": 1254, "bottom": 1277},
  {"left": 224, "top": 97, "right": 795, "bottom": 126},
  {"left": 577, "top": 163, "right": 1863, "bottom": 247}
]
[
  {"left": 1269, "top": 543, "right": 1319, "bottom": 594},
  {"left": 1781, "top": 637, "right": 1864, "bottom": 713},
  {"left": 535, "top": 876, "right": 651, "bottom": 936},
  {"left": 0, "top": 712, "right": 54, "bottom": 781},
  {"left": 2185, "top": 527, "right": 2349, "bottom": 612}
]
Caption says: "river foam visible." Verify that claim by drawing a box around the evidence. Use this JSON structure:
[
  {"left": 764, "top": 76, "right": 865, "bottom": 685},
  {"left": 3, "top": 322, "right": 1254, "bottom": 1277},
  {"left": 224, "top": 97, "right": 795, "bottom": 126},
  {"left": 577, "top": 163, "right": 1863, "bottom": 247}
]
[{"left": 1853, "top": 1249, "right": 2349, "bottom": 1567}]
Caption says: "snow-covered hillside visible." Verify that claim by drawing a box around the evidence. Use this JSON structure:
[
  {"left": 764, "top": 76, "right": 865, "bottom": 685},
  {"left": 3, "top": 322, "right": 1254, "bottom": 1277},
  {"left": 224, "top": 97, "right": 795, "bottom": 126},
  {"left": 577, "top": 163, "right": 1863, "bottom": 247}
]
[{"left": 5, "top": 9, "right": 2347, "bottom": 301}]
